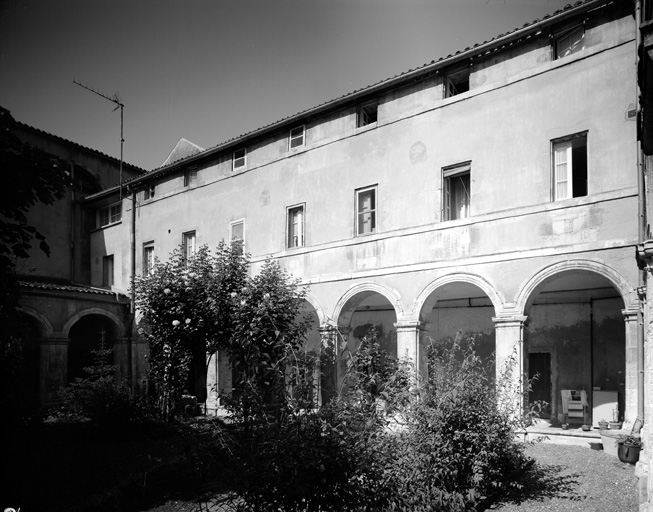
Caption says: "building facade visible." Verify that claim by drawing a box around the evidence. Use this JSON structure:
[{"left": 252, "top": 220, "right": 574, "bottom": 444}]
[
  {"left": 4, "top": 107, "right": 145, "bottom": 407},
  {"left": 87, "top": 0, "right": 643, "bottom": 435}
]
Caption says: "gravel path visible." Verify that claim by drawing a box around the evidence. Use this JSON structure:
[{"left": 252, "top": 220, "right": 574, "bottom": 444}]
[{"left": 491, "top": 442, "right": 639, "bottom": 512}]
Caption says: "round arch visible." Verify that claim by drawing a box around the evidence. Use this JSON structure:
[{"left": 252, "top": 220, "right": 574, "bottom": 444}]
[
  {"left": 16, "top": 306, "right": 54, "bottom": 338},
  {"left": 62, "top": 308, "right": 126, "bottom": 339},
  {"left": 413, "top": 272, "right": 505, "bottom": 323},
  {"left": 332, "top": 282, "right": 405, "bottom": 330},
  {"left": 303, "top": 292, "right": 327, "bottom": 327},
  {"left": 515, "top": 259, "right": 632, "bottom": 315}
]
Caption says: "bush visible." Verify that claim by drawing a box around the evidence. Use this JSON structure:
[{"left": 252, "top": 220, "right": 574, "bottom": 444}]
[
  {"left": 57, "top": 331, "right": 137, "bottom": 427},
  {"left": 379, "top": 337, "right": 533, "bottom": 511},
  {"left": 216, "top": 331, "right": 531, "bottom": 511}
]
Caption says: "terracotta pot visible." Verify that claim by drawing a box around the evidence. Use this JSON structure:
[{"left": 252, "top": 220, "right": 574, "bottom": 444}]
[
  {"left": 609, "top": 421, "right": 622, "bottom": 430},
  {"left": 618, "top": 443, "right": 641, "bottom": 464}
]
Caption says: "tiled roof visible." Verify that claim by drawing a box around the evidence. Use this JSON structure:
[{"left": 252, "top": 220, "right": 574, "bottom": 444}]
[
  {"left": 12, "top": 116, "right": 146, "bottom": 175},
  {"left": 19, "top": 280, "right": 128, "bottom": 298},
  {"left": 118, "top": 0, "right": 605, "bottom": 184}
]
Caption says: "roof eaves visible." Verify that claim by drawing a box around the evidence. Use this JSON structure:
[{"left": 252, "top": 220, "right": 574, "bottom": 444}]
[
  {"left": 15, "top": 120, "right": 147, "bottom": 174},
  {"left": 128, "top": 0, "right": 609, "bottom": 186}
]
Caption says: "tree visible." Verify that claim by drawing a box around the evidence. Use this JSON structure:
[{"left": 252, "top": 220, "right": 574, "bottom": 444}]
[
  {"left": 133, "top": 242, "right": 249, "bottom": 421},
  {"left": 0, "top": 108, "right": 73, "bottom": 269},
  {"left": 224, "top": 259, "right": 312, "bottom": 426},
  {"left": 0, "top": 107, "right": 73, "bottom": 420}
]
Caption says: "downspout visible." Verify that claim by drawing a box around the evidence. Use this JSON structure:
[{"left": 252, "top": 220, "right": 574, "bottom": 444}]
[
  {"left": 636, "top": 0, "right": 646, "bottom": 425},
  {"left": 128, "top": 188, "right": 136, "bottom": 391},
  {"left": 69, "top": 162, "right": 75, "bottom": 283}
]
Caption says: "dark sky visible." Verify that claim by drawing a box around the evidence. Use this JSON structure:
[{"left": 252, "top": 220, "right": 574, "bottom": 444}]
[{"left": 0, "top": 0, "right": 572, "bottom": 170}]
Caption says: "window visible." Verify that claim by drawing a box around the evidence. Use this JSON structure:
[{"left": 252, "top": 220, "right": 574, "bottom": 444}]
[
  {"left": 182, "top": 231, "right": 196, "bottom": 263},
  {"left": 233, "top": 148, "right": 247, "bottom": 170},
  {"left": 102, "top": 255, "right": 114, "bottom": 287},
  {"left": 445, "top": 68, "right": 470, "bottom": 98},
  {"left": 555, "top": 25, "right": 584, "bottom": 59},
  {"left": 443, "top": 163, "right": 471, "bottom": 221},
  {"left": 287, "top": 204, "right": 305, "bottom": 248},
  {"left": 144, "top": 184, "right": 155, "bottom": 200},
  {"left": 356, "top": 186, "right": 377, "bottom": 236},
  {"left": 230, "top": 220, "right": 245, "bottom": 251},
  {"left": 184, "top": 168, "right": 197, "bottom": 187},
  {"left": 289, "top": 126, "right": 305, "bottom": 149},
  {"left": 358, "top": 102, "right": 378, "bottom": 127},
  {"left": 143, "top": 243, "right": 154, "bottom": 275},
  {"left": 98, "top": 203, "right": 122, "bottom": 228},
  {"left": 553, "top": 133, "right": 588, "bottom": 200}
]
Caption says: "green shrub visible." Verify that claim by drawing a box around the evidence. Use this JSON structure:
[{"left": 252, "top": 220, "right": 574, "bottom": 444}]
[
  {"left": 57, "top": 330, "right": 136, "bottom": 427},
  {"left": 379, "top": 337, "right": 533, "bottom": 511}
]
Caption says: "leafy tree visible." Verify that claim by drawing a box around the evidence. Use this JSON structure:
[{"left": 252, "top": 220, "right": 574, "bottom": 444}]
[
  {"left": 133, "top": 242, "right": 248, "bottom": 421},
  {"left": 0, "top": 108, "right": 73, "bottom": 268},
  {"left": 224, "top": 259, "right": 312, "bottom": 427},
  {"left": 0, "top": 107, "right": 73, "bottom": 422}
]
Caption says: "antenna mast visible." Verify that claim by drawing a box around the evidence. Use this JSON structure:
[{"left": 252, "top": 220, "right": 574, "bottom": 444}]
[{"left": 73, "top": 79, "right": 125, "bottom": 198}]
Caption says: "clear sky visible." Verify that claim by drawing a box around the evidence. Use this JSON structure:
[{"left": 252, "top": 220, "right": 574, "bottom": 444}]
[{"left": 1, "top": 0, "right": 573, "bottom": 171}]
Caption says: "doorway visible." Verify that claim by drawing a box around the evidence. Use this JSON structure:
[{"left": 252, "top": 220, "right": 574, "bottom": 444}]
[{"left": 529, "top": 352, "right": 552, "bottom": 419}]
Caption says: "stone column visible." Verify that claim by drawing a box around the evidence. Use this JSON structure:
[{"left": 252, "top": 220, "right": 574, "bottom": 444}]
[
  {"left": 43, "top": 337, "right": 69, "bottom": 405},
  {"left": 492, "top": 315, "right": 528, "bottom": 416},
  {"left": 394, "top": 320, "right": 426, "bottom": 380},
  {"left": 319, "top": 326, "right": 338, "bottom": 402},
  {"left": 622, "top": 308, "right": 639, "bottom": 425}
]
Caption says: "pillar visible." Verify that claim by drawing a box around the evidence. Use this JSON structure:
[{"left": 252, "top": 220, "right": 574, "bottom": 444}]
[
  {"left": 319, "top": 326, "right": 338, "bottom": 403},
  {"left": 43, "top": 336, "right": 69, "bottom": 405},
  {"left": 492, "top": 315, "right": 528, "bottom": 417},
  {"left": 394, "top": 320, "right": 426, "bottom": 380},
  {"left": 623, "top": 308, "right": 639, "bottom": 425}
]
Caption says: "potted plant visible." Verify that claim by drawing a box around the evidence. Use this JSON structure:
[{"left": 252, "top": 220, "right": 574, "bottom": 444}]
[
  {"left": 618, "top": 435, "right": 642, "bottom": 464},
  {"left": 598, "top": 419, "right": 609, "bottom": 430},
  {"left": 609, "top": 408, "right": 622, "bottom": 430}
]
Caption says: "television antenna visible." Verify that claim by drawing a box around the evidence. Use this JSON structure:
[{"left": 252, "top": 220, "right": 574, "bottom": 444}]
[{"left": 73, "top": 79, "right": 125, "bottom": 199}]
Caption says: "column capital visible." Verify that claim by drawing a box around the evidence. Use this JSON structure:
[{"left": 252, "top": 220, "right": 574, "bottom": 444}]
[
  {"left": 394, "top": 320, "right": 426, "bottom": 331},
  {"left": 492, "top": 315, "right": 528, "bottom": 327},
  {"left": 47, "top": 336, "right": 70, "bottom": 346},
  {"left": 622, "top": 308, "right": 639, "bottom": 321}
]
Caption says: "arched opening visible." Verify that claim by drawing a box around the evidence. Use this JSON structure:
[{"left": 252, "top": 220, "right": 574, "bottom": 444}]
[
  {"left": 419, "top": 281, "right": 497, "bottom": 377},
  {"left": 68, "top": 314, "right": 119, "bottom": 383},
  {"left": 336, "top": 289, "right": 399, "bottom": 385},
  {"left": 206, "top": 299, "right": 323, "bottom": 413},
  {"left": 524, "top": 269, "right": 625, "bottom": 426}
]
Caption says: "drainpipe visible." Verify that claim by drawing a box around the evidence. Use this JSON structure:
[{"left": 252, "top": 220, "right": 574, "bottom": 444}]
[
  {"left": 69, "top": 161, "right": 75, "bottom": 283},
  {"left": 636, "top": 0, "right": 646, "bottom": 425},
  {"left": 128, "top": 188, "right": 136, "bottom": 391}
]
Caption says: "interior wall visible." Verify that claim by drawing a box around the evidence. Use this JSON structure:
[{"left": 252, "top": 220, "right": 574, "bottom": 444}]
[
  {"left": 426, "top": 303, "right": 496, "bottom": 364},
  {"left": 527, "top": 298, "right": 625, "bottom": 422}
]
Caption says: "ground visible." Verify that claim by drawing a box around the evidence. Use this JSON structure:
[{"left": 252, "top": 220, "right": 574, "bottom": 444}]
[{"left": 2, "top": 420, "right": 639, "bottom": 512}]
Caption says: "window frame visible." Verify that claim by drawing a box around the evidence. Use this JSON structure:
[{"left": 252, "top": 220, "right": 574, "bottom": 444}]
[
  {"left": 143, "top": 184, "right": 155, "bottom": 201},
  {"left": 286, "top": 203, "right": 306, "bottom": 249},
  {"left": 233, "top": 148, "right": 247, "bottom": 171},
  {"left": 102, "top": 254, "right": 114, "bottom": 287},
  {"left": 554, "top": 24, "right": 585, "bottom": 60},
  {"left": 442, "top": 162, "right": 471, "bottom": 221},
  {"left": 355, "top": 185, "right": 378, "bottom": 236},
  {"left": 143, "top": 242, "right": 154, "bottom": 275},
  {"left": 184, "top": 168, "right": 198, "bottom": 187},
  {"left": 230, "top": 219, "right": 246, "bottom": 247},
  {"left": 182, "top": 231, "right": 197, "bottom": 263},
  {"left": 445, "top": 67, "right": 470, "bottom": 98},
  {"left": 98, "top": 202, "right": 122, "bottom": 228},
  {"left": 289, "top": 126, "right": 305, "bottom": 150},
  {"left": 552, "top": 132, "right": 588, "bottom": 201},
  {"left": 357, "top": 102, "right": 378, "bottom": 128}
]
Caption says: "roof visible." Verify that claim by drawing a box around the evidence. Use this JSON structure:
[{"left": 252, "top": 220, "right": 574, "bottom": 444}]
[
  {"left": 161, "top": 138, "right": 205, "bottom": 167},
  {"left": 6, "top": 108, "right": 146, "bottom": 175},
  {"left": 108, "top": 0, "right": 614, "bottom": 190},
  {"left": 19, "top": 280, "right": 129, "bottom": 300}
]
